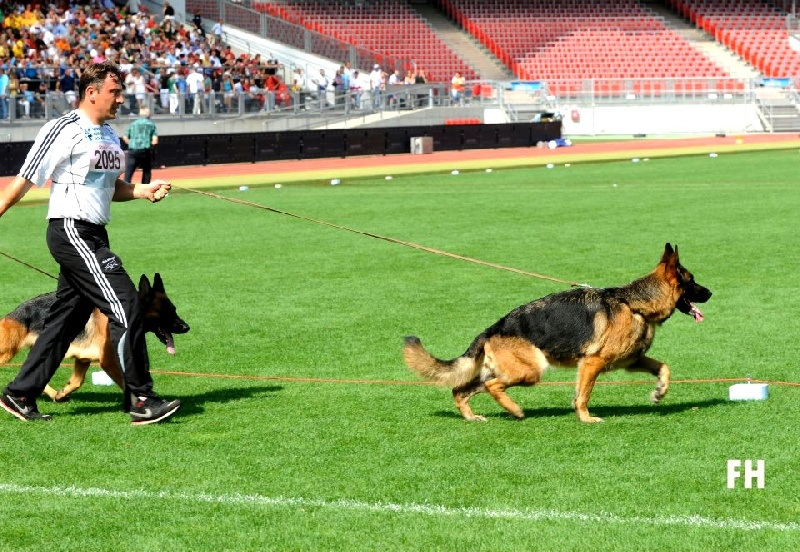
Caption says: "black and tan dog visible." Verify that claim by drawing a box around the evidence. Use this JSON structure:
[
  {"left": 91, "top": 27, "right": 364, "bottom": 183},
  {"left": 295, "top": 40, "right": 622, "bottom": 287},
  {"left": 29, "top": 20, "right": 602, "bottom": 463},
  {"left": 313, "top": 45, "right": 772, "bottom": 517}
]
[
  {"left": 404, "top": 244, "right": 711, "bottom": 423},
  {"left": 0, "top": 273, "right": 189, "bottom": 401}
]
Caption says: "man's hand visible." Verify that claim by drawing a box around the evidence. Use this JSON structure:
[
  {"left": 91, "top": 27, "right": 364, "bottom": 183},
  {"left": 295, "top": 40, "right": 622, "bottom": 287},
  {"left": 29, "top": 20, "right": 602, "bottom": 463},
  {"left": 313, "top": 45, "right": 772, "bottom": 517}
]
[{"left": 137, "top": 180, "right": 171, "bottom": 203}]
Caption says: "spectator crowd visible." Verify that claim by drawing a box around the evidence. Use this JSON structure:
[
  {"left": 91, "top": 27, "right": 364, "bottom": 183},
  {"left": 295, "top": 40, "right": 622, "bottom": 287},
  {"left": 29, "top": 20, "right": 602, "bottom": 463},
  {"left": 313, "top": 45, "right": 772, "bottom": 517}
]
[
  {"left": 0, "top": 0, "right": 444, "bottom": 121},
  {"left": 0, "top": 0, "right": 289, "bottom": 120}
]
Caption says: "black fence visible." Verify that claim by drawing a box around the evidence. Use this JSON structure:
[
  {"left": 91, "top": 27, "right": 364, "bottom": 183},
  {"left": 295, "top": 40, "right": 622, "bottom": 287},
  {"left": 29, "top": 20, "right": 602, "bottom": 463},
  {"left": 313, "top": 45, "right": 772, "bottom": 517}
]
[{"left": 0, "top": 122, "right": 561, "bottom": 177}]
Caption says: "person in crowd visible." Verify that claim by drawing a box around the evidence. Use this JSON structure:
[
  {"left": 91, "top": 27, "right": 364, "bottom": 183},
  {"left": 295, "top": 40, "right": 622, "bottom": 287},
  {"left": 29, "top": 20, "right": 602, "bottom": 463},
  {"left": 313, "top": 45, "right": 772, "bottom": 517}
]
[
  {"left": 192, "top": 12, "right": 206, "bottom": 39},
  {"left": 58, "top": 67, "right": 78, "bottom": 109},
  {"left": 451, "top": 71, "right": 465, "bottom": 106},
  {"left": 18, "top": 82, "right": 32, "bottom": 118},
  {"left": 0, "top": 66, "right": 9, "bottom": 120},
  {"left": 212, "top": 18, "right": 223, "bottom": 47},
  {"left": 350, "top": 69, "right": 366, "bottom": 110},
  {"left": 185, "top": 65, "right": 205, "bottom": 114},
  {"left": 369, "top": 63, "right": 382, "bottom": 110}
]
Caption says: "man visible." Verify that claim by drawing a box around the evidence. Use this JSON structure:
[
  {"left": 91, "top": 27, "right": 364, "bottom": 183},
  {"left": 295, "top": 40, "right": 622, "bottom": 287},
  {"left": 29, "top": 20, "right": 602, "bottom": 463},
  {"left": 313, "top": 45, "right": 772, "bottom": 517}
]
[
  {"left": 0, "top": 61, "right": 180, "bottom": 425},
  {"left": 192, "top": 12, "right": 206, "bottom": 39},
  {"left": 124, "top": 66, "right": 141, "bottom": 114},
  {"left": 58, "top": 67, "right": 77, "bottom": 109},
  {"left": 369, "top": 64, "right": 382, "bottom": 110},
  {"left": 212, "top": 19, "right": 223, "bottom": 47},
  {"left": 185, "top": 65, "right": 205, "bottom": 114},
  {"left": 0, "top": 66, "right": 9, "bottom": 120},
  {"left": 314, "top": 68, "right": 329, "bottom": 108},
  {"left": 451, "top": 71, "right": 465, "bottom": 106},
  {"left": 122, "top": 106, "right": 158, "bottom": 184}
]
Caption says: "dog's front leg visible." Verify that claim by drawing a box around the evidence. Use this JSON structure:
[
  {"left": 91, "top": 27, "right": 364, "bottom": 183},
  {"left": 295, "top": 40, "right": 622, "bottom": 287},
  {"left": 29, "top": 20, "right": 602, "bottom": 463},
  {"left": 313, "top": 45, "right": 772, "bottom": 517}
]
[
  {"left": 54, "top": 359, "right": 92, "bottom": 402},
  {"left": 573, "top": 357, "right": 607, "bottom": 423},
  {"left": 647, "top": 358, "right": 670, "bottom": 404},
  {"left": 625, "top": 356, "right": 670, "bottom": 404}
]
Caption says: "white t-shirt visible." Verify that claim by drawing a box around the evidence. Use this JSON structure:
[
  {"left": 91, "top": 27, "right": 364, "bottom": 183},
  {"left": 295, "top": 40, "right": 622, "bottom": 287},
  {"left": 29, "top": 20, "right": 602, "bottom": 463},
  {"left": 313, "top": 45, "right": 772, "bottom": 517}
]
[
  {"left": 20, "top": 110, "right": 124, "bottom": 225},
  {"left": 369, "top": 69, "right": 382, "bottom": 90},
  {"left": 185, "top": 71, "right": 205, "bottom": 93}
]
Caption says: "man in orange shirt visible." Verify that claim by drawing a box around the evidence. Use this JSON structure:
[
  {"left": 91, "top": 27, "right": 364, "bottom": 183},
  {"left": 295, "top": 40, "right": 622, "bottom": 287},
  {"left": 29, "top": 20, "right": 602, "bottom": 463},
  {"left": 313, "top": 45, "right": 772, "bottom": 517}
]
[{"left": 450, "top": 71, "right": 465, "bottom": 106}]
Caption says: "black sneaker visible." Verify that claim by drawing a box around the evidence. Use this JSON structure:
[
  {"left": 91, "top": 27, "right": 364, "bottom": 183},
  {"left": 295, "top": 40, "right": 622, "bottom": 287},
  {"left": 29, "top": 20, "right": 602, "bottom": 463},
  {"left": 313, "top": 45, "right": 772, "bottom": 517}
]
[
  {"left": 0, "top": 393, "right": 52, "bottom": 421},
  {"left": 130, "top": 394, "right": 181, "bottom": 425}
]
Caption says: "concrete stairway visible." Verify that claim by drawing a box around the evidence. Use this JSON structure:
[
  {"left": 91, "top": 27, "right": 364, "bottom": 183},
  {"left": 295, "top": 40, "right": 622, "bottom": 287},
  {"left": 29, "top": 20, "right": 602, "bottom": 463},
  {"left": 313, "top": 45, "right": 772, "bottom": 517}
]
[
  {"left": 757, "top": 97, "right": 800, "bottom": 131},
  {"left": 640, "top": 0, "right": 761, "bottom": 78},
  {"left": 409, "top": 2, "right": 513, "bottom": 81}
]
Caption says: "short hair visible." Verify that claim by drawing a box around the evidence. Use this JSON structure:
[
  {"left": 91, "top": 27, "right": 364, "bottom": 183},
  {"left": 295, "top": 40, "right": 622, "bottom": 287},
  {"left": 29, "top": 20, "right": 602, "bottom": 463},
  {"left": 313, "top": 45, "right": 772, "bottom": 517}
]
[{"left": 78, "top": 61, "right": 123, "bottom": 101}]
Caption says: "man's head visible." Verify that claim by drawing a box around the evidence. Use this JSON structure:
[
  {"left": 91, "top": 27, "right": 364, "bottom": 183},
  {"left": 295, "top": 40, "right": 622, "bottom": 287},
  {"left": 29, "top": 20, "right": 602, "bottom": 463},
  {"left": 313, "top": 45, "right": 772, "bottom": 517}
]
[
  {"left": 78, "top": 61, "right": 124, "bottom": 122},
  {"left": 139, "top": 107, "right": 151, "bottom": 118}
]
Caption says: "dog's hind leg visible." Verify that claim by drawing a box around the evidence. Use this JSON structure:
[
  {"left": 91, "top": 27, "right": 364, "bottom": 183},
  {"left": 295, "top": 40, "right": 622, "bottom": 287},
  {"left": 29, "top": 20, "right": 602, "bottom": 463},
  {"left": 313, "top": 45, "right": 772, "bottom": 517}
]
[
  {"left": 452, "top": 380, "right": 488, "bottom": 421},
  {"left": 484, "top": 379, "right": 525, "bottom": 419},
  {"left": 482, "top": 337, "right": 547, "bottom": 420},
  {"left": 625, "top": 356, "right": 670, "bottom": 404}
]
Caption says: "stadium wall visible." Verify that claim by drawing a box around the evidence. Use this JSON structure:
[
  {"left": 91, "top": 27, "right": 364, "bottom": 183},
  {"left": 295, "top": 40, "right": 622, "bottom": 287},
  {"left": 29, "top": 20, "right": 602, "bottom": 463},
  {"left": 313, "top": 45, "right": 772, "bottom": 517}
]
[
  {"left": 0, "top": 122, "right": 562, "bottom": 177},
  {"left": 561, "top": 104, "right": 764, "bottom": 136}
]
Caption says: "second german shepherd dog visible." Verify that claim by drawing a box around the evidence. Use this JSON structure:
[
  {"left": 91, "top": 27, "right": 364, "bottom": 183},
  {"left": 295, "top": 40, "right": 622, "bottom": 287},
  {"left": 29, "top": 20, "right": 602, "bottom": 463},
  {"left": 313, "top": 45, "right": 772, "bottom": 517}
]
[
  {"left": 0, "top": 273, "right": 189, "bottom": 402},
  {"left": 404, "top": 244, "right": 711, "bottom": 423}
]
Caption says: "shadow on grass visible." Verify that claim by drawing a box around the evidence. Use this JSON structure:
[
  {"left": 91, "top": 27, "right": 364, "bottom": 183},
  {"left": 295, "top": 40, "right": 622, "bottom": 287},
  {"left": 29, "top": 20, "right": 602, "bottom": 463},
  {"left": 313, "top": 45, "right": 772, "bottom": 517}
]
[
  {"left": 60, "top": 385, "right": 283, "bottom": 417},
  {"left": 432, "top": 398, "right": 728, "bottom": 421}
]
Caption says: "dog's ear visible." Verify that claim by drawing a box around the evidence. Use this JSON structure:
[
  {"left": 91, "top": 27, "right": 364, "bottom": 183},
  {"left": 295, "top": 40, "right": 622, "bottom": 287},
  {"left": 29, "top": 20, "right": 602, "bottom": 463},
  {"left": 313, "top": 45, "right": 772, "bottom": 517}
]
[
  {"left": 138, "top": 274, "right": 152, "bottom": 298},
  {"left": 660, "top": 243, "right": 679, "bottom": 271},
  {"left": 153, "top": 273, "right": 165, "bottom": 292}
]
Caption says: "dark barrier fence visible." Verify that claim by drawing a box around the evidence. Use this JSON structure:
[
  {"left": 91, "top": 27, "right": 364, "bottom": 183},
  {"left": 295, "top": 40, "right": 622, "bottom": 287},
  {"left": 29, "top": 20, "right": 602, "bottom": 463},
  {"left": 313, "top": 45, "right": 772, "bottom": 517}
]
[{"left": 0, "top": 122, "right": 561, "bottom": 177}]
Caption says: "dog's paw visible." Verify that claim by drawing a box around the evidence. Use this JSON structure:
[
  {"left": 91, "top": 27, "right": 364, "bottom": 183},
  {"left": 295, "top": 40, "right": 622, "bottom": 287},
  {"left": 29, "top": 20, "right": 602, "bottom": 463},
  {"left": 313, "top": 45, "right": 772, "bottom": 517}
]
[
  {"left": 464, "top": 415, "right": 487, "bottom": 422},
  {"left": 580, "top": 416, "right": 604, "bottom": 423},
  {"left": 650, "top": 389, "right": 664, "bottom": 404}
]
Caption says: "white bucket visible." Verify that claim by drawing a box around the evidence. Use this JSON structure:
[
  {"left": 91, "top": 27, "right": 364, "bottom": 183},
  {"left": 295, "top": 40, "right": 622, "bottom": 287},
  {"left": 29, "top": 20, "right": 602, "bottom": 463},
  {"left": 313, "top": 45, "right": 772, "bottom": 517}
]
[
  {"left": 729, "top": 383, "right": 768, "bottom": 401},
  {"left": 91, "top": 371, "right": 115, "bottom": 386}
]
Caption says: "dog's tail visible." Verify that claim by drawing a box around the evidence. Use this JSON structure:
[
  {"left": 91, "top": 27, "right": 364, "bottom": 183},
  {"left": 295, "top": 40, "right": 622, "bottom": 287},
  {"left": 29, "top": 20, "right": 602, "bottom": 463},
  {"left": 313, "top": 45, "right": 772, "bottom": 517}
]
[{"left": 403, "top": 335, "right": 485, "bottom": 387}]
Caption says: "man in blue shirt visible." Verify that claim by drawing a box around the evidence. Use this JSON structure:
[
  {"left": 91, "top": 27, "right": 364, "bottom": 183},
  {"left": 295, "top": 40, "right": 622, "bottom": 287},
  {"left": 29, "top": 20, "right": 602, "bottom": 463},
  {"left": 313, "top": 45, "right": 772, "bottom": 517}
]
[
  {"left": 0, "top": 66, "right": 9, "bottom": 120},
  {"left": 58, "top": 67, "right": 77, "bottom": 109}
]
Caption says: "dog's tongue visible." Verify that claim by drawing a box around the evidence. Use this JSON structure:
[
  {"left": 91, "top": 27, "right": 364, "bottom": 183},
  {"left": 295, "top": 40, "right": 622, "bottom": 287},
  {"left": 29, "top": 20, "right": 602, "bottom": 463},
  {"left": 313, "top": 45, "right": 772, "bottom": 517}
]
[
  {"left": 165, "top": 333, "right": 176, "bottom": 355},
  {"left": 689, "top": 304, "right": 704, "bottom": 323}
]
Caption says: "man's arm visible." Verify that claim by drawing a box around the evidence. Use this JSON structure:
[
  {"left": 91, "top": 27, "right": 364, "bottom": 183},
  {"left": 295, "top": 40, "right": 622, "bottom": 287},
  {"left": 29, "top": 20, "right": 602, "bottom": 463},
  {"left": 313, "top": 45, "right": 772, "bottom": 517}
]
[
  {"left": 0, "top": 176, "right": 35, "bottom": 218},
  {"left": 113, "top": 178, "right": 170, "bottom": 203}
]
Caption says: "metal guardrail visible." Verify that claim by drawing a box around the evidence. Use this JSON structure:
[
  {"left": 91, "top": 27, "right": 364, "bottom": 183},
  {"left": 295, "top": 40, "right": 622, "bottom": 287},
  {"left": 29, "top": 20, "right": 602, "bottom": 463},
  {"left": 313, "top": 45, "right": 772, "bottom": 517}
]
[{"left": 2, "top": 77, "right": 797, "bottom": 130}]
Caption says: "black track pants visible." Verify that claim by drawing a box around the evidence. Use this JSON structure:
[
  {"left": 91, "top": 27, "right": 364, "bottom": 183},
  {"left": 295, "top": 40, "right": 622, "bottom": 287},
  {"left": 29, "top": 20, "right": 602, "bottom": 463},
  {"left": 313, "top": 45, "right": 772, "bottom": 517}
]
[{"left": 4, "top": 218, "right": 154, "bottom": 408}]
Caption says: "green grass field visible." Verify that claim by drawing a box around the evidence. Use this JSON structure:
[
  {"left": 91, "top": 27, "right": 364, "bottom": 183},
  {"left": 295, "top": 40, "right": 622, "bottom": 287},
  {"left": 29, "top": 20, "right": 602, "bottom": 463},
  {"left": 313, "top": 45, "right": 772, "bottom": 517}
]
[{"left": 1, "top": 149, "right": 799, "bottom": 550}]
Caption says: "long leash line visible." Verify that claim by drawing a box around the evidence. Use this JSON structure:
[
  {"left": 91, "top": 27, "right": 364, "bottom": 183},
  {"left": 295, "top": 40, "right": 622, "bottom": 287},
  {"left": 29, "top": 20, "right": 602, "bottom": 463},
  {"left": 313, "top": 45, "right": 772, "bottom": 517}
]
[
  {"left": 0, "top": 186, "right": 585, "bottom": 288},
  {"left": 0, "top": 250, "right": 57, "bottom": 280},
  {"left": 148, "top": 371, "right": 800, "bottom": 388},
  {"left": 172, "top": 184, "right": 587, "bottom": 288}
]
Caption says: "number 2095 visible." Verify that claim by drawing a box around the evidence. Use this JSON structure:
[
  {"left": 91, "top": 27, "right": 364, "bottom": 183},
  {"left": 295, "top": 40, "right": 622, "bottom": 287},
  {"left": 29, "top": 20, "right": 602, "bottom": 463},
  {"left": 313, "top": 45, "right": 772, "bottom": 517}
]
[{"left": 94, "top": 149, "right": 121, "bottom": 170}]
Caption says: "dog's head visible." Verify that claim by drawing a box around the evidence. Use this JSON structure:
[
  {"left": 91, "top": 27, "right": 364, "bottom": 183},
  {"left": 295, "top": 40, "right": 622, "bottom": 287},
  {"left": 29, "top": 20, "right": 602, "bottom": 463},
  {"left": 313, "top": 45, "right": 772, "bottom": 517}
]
[
  {"left": 138, "top": 273, "right": 190, "bottom": 355},
  {"left": 660, "top": 243, "right": 712, "bottom": 322}
]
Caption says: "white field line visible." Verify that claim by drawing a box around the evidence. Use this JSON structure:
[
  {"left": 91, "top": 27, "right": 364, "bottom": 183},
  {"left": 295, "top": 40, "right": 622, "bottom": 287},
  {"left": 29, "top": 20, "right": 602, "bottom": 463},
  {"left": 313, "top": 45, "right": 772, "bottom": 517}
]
[{"left": 1, "top": 482, "right": 798, "bottom": 532}]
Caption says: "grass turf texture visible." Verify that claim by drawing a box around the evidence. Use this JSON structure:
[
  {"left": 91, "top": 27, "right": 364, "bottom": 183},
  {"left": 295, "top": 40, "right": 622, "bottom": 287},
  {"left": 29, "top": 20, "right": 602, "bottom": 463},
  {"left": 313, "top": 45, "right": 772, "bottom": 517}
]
[{"left": 1, "top": 149, "right": 799, "bottom": 550}]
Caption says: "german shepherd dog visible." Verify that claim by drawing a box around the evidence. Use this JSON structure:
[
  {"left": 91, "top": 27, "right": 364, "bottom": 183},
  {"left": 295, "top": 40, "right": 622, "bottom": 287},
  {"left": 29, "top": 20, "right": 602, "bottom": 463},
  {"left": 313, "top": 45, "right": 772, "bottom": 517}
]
[
  {"left": 0, "top": 273, "right": 189, "bottom": 402},
  {"left": 404, "top": 244, "right": 711, "bottom": 423}
]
